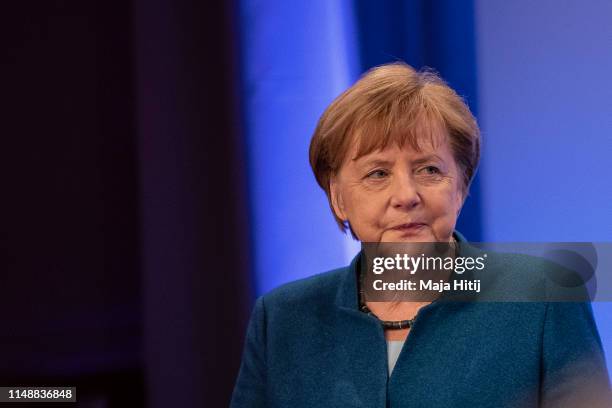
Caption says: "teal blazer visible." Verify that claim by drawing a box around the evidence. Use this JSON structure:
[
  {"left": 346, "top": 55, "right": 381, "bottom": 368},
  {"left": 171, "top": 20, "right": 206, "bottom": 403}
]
[{"left": 231, "top": 235, "right": 610, "bottom": 407}]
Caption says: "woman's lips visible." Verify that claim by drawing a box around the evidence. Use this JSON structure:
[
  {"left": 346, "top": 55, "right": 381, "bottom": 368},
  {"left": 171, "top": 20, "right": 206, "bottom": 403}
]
[
  {"left": 392, "top": 222, "right": 426, "bottom": 230},
  {"left": 391, "top": 223, "right": 427, "bottom": 235}
]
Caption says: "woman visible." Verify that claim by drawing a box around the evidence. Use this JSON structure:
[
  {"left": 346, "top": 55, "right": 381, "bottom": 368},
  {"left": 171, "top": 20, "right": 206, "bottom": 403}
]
[{"left": 231, "top": 63, "right": 610, "bottom": 407}]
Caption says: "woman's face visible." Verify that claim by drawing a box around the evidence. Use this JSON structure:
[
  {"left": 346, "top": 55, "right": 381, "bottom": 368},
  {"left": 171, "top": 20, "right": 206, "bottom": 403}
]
[{"left": 330, "top": 133, "right": 465, "bottom": 243}]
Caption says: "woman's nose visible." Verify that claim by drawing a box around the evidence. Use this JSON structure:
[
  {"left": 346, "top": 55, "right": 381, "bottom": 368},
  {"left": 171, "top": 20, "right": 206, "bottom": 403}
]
[{"left": 389, "top": 173, "right": 421, "bottom": 209}]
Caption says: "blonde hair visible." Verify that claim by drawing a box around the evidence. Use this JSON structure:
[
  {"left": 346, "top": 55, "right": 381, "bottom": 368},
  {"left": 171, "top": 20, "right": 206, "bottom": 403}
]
[{"left": 309, "top": 62, "right": 480, "bottom": 233}]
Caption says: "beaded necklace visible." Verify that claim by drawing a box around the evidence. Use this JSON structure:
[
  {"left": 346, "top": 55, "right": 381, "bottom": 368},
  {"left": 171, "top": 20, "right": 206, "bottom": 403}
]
[
  {"left": 358, "top": 238, "right": 457, "bottom": 330},
  {"left": 358, "top": 266, "right": 415, "bottom": 330}
]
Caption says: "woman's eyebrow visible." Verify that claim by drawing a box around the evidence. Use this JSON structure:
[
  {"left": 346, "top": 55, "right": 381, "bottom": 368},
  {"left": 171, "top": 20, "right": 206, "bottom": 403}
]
[
  {"left": 352, "top": 154, "right": 444, "bottom": 169},
  {"left": 411, "top": 154, "right": 443, "bottom": 165},
  {"left": 353, "top": 158, "right": 395, "bottom": 169}
]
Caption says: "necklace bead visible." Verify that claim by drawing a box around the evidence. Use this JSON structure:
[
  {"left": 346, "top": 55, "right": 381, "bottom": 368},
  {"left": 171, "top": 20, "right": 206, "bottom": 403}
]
[{"left": 358, "top": 270, "right": 415, "bottom": 330}]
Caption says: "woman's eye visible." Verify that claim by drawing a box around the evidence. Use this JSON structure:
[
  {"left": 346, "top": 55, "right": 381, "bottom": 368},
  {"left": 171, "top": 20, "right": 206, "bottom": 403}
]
[
  {"left": 366, "top": 169, "right": 388, "bottom": 179},
  {"left": 421, "top": 166, "right": 440, "bottom": 175}
]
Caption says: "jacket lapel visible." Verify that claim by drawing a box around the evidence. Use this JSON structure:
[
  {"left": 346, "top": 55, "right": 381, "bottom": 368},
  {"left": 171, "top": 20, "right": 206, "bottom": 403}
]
[{"left": 332, "top": 252, "right": 389, "bottom": 407}]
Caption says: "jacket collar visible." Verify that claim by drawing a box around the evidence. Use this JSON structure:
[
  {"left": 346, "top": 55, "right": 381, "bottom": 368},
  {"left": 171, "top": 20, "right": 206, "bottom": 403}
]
[{"left": 334, "top": 250, "right": 363, "bottom": 312}]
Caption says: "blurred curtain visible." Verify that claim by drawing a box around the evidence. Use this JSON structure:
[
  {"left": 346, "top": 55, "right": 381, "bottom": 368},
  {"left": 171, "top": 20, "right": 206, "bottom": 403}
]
[
  {"left": 1, "top": 2, "right": 144, "bottom": 406},
  {"left": 135, "top": 0, "right": 250, "bottom": 407}
]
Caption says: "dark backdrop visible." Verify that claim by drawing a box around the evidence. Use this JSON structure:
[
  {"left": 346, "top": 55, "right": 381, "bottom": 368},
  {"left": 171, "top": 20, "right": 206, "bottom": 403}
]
[{"left": 2, "top": 1, "right": 249, "bottom": 406}]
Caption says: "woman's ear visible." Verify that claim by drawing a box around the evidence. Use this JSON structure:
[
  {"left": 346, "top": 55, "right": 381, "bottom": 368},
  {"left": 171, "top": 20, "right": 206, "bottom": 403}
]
[{"left": 329, "top": 176, "right": 347, "bottom": 221}]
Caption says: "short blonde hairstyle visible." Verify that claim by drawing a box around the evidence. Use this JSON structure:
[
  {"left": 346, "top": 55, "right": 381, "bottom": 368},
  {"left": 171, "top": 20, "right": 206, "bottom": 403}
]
[{"left": 309, "top": 62, "right": 481, "bottom": 233}]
